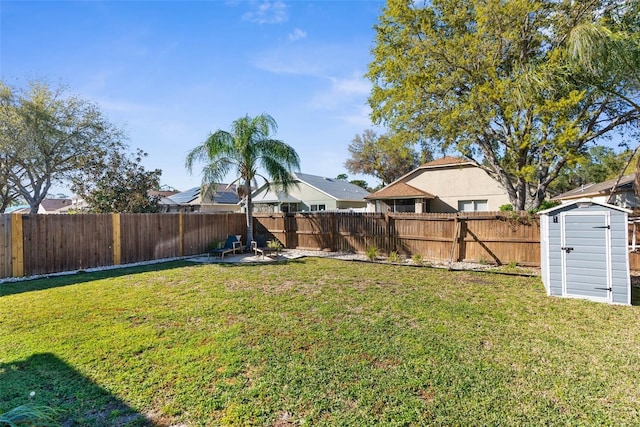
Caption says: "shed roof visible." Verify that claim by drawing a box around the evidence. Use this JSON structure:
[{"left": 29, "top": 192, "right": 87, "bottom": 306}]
[{"left": 538, "top": 198, "right": 632, "bottom": 215}]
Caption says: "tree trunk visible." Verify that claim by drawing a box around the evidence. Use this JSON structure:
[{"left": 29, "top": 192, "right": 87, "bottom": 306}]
[{"left": 245, "top": 180, "right": 253, "bottom": 246}]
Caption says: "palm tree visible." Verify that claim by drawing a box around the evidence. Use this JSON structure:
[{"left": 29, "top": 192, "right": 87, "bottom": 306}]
[
  {"left": 185, "top": 113, "right": 300, "bottom": 244},
  {"left": 566, "top": 4, "right": 640, "bottom": 201}
]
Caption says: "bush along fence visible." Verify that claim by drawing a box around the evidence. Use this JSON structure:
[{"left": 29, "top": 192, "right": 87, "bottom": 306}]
[
  {"left": 3, "top": 211, "right": 640, "bottom": 280},
  {"left": 0, "top": 213, "right": 246, "bottom": 279}
]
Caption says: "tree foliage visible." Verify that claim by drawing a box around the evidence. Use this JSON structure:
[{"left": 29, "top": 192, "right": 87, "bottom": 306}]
[
  {"left": 367, "top": 0, "right": 640, "bottom": 209},
  {"left": 0, "top": 80, "right": 124, "bottom": 214},
  {"left": 71, "top": 148, "right": 162, "bottom": 213},
  {"left": 344, "top": 129, "right": 431, "bottom": 186},
  {"left": 185, "top": 113, "right": 300, "bottom": 243},
  {"left": 550, "top": 146, "right": 633, "bottom": 195},
  {"left": 335, "top": 174, "right": 372, "bottom": 192}
]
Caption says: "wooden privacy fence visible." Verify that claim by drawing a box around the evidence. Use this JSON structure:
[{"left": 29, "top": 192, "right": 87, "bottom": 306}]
[
  {"left": 255, "top": 212, "right": 542, "bottom": 266},
  {"left": 0, "top": 213, "right": 246, "bottom": 279},
  {"left": 4, "top": 211, "right": 640, "bottom": 280}
]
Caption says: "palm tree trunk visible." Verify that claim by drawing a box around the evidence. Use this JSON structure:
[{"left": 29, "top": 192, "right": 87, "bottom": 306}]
[{"left": 245, "top": 180, "right": 253, "bottom": 246}]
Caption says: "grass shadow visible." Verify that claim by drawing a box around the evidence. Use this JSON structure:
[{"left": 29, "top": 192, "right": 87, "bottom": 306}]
[
  {"left": 0, "top": 261, "right": 192, "bottom": 298},
  {"left": 0, "top": 353, "right": 154, "bottom": 426}
]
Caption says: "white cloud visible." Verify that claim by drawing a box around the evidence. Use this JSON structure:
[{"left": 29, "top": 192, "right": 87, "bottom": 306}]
[
  {"left": 310, "top": 75, "right": 371, "bottom": 110},
  {"left": 243, "top": 0, "right": 288, "bottom": 24},
  {"left": 253, "top": 55, "right": 323, "bottom": 76},
  {"left": 288, "top": 28, "right": 307, "bottom": 41}
]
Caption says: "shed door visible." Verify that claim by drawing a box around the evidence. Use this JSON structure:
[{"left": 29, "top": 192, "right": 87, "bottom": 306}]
[{"left": 561, "top": 211, "right": 612, "bottom": 302}]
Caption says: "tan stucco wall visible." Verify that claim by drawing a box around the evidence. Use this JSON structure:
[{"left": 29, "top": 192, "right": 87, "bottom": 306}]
[{"left": 406, "top": 165, "right": 510, "bottom": 212}]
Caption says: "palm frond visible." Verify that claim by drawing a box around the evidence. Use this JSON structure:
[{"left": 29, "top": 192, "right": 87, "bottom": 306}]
[{"left": 0, "top": 404, "right": 60, "bottom": 427}]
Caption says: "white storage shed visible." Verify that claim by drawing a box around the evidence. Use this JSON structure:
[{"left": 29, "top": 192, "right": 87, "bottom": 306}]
[{"left": 538, "top": 199, "right": 631, "bottom": 305}]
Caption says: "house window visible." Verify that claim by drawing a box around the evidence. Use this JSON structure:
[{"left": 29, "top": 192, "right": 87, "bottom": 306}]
[
  {"left": 458, "top": 200, "right": 488, "bottom": 212},
  {"left": 393, "top": 199, "right": 415, "bottom": 213},
  {"left": 310, "top": 204, "right": 326, "bottom": 212}
]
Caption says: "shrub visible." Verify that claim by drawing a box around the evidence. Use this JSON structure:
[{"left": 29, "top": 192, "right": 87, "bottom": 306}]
[
  {"left": 387, "top": 251, "right": 402, "bottom": 263},
  {"left": 267, "top": 240, "right": 283, "bottom": 250},
  {"left": 499, "top": 204, "right": 513, "bottom": 211},
  {"left": 411, "top": 253, "right": 423, "bottom": 265},
  {"left": 366, "top": 246, "right": 379, "bottom": 261}
]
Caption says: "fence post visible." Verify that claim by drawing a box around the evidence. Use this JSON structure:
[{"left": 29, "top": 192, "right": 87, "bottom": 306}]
[
  {"left": 112, "top": 214, "right": 121, "bottom": 265},
  {"left": 179, "top": 213, "right": 184, "bottom": 257},
  {"left": 385, "top": 213, "right": 391, "bottom": 254},
  {"left": 282, "top": 213, "right": 289, "bottom": 248},
  {"left": 11, "top": 214, "right": 24, "bottom": 277},
  {"left": 456, "top": 218, "right": 466, "bottom": 262},
  {"left": 330, "top": 213, "right": 336, "bottom": 251}
]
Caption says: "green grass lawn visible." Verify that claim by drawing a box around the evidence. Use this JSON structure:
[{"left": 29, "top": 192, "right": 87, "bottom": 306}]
[{"left": 1, "top": 258, "right": 639, "bottom": 426}]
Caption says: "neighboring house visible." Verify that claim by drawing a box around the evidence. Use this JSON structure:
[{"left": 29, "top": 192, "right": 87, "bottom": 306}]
[
  {"left": 166, "top": 185, "right": 241, "bottom": 213},
  {"left": 552, "top": 174, "right": 639, "bottom": 208},
  {"left": 37, "top": 198, "right": 89, "bottom": 214},
  {"left": 38, "top": 198, "right": 73, "bottom": 214},
  {"left": 249, "top": 172, "right": 370, "bottom": 213},
  {"left": 150, "top": 189, "right": 180, "bottom": 213},
  {"left": 365, "top": 156, "right": 510, "bottom": 213}
]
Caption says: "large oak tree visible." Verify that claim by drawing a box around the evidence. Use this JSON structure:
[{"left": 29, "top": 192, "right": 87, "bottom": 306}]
[
  {"left": 367, "top": 0, "right": 640, "bottom": 210},
  {"left": 0, "top": 80, "right": 124, "bottom": 214}
]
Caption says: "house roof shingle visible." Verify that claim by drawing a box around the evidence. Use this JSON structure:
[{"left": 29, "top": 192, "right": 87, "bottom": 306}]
[
  {"left": 552, "top": 174, "right": 635, "bottom": 200},
  {"left": 40, "top": 199, "right": 73, "bottom": 212},
  {"left": 292, "top": 172, "right": 370, "bottom": 201},
  {"left": 365, "top": 182, "right": 435, "bottom": 200},
  {"left": 419, "top": 156, "right": 471, "bottom": 168}
]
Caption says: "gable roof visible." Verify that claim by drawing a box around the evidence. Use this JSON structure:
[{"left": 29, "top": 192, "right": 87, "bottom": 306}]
[
  {"left": 365, "top": 182, "right": 434, "bottom": 200},
  {"left": 364, "top": 156, "right": 480, "bottom": 200},
  {"left": 40, "top": 199, "right": 73, "bottom": 212},
  {"left": 552, "top": 174, "right": 635, "bottom": 200},
  {"left": 292, "top": 172, "right": 370, "bottom": 201}
]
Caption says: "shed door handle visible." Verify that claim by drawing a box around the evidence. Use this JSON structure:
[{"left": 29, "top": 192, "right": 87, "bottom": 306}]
[{"left": 561, "top": 247, "right": 574, "bottom": 253}]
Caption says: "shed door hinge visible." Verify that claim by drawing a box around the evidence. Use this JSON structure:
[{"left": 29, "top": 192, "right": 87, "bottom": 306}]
[
  {"left": 593, "top": 225, "right": 610, "bottom": 229},
  {"left": 561, "top": 247, "right": 574, "bottom": 253}
]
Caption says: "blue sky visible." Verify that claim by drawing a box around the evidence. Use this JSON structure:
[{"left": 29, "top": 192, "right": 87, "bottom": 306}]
[{"left": 1, "top": 0, "right": 386, "bottom": 194}]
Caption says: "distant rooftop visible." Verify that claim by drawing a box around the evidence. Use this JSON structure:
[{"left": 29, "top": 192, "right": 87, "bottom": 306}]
[{"left": 293, "top": 172, "right": 370, "bottom": 201}]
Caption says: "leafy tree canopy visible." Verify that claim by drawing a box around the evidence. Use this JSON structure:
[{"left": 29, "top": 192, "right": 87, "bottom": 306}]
[
  {"left": 367, "top": 0, "right": 640, "bottom": 209},
  {"left": 344, "top": 129, "right": 432, "bottom": 186},
  {"left": 0, "top": 80, "right": 124, "bottom": 214},
  {"left": 71, "top": 148, "right": 162, "bottom": 213},
  {"left": 550, "top": 146, "right": 633, "bottom": 195}
]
